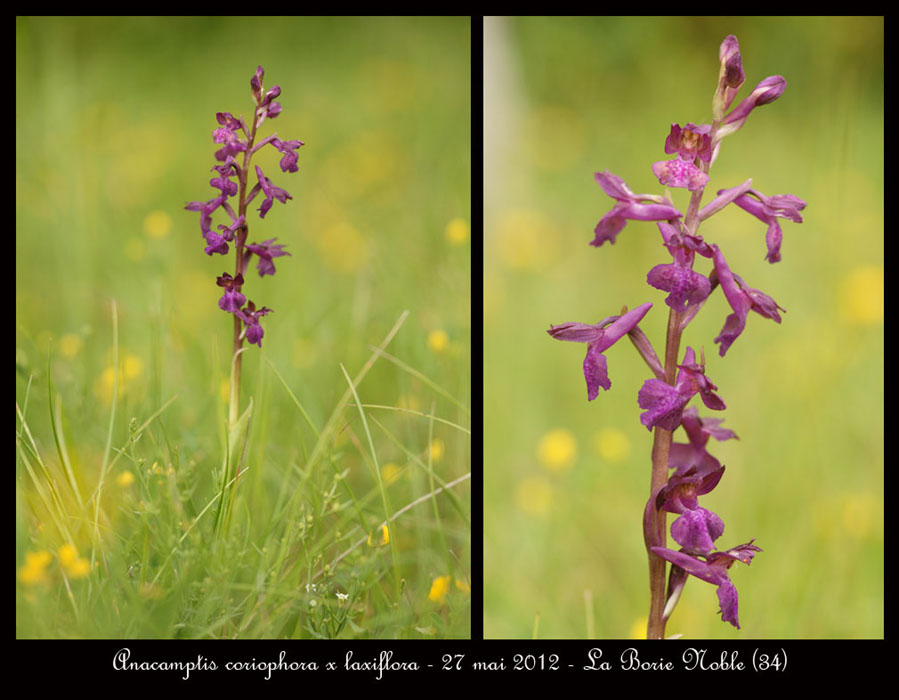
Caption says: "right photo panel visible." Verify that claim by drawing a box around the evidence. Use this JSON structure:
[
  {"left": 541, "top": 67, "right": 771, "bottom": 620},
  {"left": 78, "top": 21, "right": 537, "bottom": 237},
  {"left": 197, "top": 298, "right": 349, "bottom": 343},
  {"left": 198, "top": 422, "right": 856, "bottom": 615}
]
[{"left": 484, "top": 16, "right": 883, "bottom": 639}]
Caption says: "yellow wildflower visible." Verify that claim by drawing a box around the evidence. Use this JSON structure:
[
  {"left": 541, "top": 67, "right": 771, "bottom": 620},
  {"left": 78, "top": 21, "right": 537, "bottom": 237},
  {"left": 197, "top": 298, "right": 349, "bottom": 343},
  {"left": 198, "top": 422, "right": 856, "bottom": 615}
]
[
  {"left": 380, "top": 462, "right": 402, "bottom": 485},
  {"left": 428, "top": 439, "right": 445, "bottom": 462},
  {"left": 57, "top": 544, "right": 78, "bottom": 568},
  {"left": 367, "top": 524, "right": 389, "bottom": 547},
  {"left": 537, "top": 428, "right": 577, "bottom": 471},
  {"left": 428, "top": 575, "right": 451, "bottom": 603},
  {"left": 839, "top": 265, "right": 883, "bottom": 325},
  {"left": 18, "top": 550, "right": 52, "bottom": 586},
  {"left": 94, "top": 352, "right": 144, "bottom": 403},
  {"left": 143, "top": 210, "right": 173, "bottom": 239},
  {"left": 123, "top": 354, "right": 143, "bottom": 380},
  {"left": 316, "top": 221, "right": 369, "bottom": 273},
  {"left": 514, "top": 475, "right": 553, "bottom": 517},
  {"left": 59, "top": 334, "right": 83, "bottom": 358},
  {"left": 593, "top": 427, "right": 631, "bottom": 463},
  {"left": 445, "top": 217, "right": 469, "bottom": 245},
  {"left": 495, "top": 209, "right": 558, "bottom": 270},
  {"left": 427, "top": 329, "right": 450, "bottom": 353},
  {"left": 58, "top": 544, "right": 91, "bottom": 579}
]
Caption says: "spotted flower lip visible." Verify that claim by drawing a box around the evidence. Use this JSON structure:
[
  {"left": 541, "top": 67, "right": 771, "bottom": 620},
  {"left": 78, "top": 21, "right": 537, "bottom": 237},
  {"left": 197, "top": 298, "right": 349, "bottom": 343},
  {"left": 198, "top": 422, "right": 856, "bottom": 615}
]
[
  {"left": 651, "top": 158, "right": 710, "bottom": 192},
  {"left": 548, "top": 302, "right": 653, "bottom": 400},
  {"left": 647, "top": 261, "right": 711, "bottom": 312},
  {"left": 670, "top": 506, "right": 725, "bottom": 555},
  {"left": 592, "top": 171, "right": 682, "bottom": 247},
  {"left": 711, "top": 244, "right": 785, "bottom": 356},
  {"left": 651, "top": 540, "right": 762, "bottom": 628}
]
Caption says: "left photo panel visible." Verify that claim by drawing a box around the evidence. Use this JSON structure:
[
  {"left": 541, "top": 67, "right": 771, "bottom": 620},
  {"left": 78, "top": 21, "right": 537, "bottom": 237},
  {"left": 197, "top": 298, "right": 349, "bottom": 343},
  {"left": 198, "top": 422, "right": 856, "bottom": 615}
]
[{"left": 16, "top": 16, "right": 471, "bottom": 639}]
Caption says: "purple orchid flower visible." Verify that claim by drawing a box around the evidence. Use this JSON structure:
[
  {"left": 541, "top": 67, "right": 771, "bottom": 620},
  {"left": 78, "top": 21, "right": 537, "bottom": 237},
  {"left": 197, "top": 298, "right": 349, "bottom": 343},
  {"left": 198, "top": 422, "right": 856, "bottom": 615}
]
[
  {"left": 647, "top": 221, "right": 713, "bottom": 311},
  {"left": 255, "top": 165, "right": 292, "bottom": 219},
  {"left": 652, "top": 123, "right": 713, "bottom": 192},
  {"left": 216, "top": 272, "right": 246, "bottom": 312},
  {"left": 203, "top": 230, "right": 230, "bottom": 256},
  {"left": 651, "top": 540, "right": 762, "bottom": 628},
  {"left": 245, "top": 238, "right": 291, "bottom": 277},
  {"left": 592, "top": 171, "right": 683, "bottom": 247},
  {"left": 270, "top": 137, "right": 305, "bottom": 174},
  {"left": 547, "top": 302, "right": 653, "bottom": 400},
  {"left": 236, "top": 301, "right": 272, "bottom": 347},
  {"left": 638, "top": 346, "right": 725, "bottom": 431},
  {"left": 670, "top": 506, "right": 725, "bottom": 557},
  {"left": 654, "top": 466, "right": 726, "bottom": 555},
  {"left": 730, "top": 189, "right": 807, "bottom": 263},
  {"left": 209, "top": 158, "right": 240, "bottom": 198},
  {"left": 212, "top": 113, "right": 249, "bottom": 162},
  {"left": 711, "top": 245, "right": 785, "bottom": 356},
  {"left": 215, "top": 112, "right": 246, "bottom": 134}
]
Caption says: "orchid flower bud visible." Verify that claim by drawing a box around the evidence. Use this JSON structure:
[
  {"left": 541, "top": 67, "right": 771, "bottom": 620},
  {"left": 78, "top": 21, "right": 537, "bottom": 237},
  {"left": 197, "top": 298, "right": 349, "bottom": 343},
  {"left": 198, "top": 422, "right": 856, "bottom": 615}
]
[
  {"left": 717, "top": 75, "right": 786, "bottom": 139},
  {"left": 713, "top": 35, "right": 745, "bottom": 120}
]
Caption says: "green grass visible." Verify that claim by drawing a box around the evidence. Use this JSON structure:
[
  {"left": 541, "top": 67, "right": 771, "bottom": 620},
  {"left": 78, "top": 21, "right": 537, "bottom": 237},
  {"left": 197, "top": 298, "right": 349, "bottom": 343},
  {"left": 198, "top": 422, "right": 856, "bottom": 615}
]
[
  {"left": 16, "top": 17, "right": 471, "bottom": 639},
  {"left": 484, "top": 16, "right": 883, "bottom": 639}
]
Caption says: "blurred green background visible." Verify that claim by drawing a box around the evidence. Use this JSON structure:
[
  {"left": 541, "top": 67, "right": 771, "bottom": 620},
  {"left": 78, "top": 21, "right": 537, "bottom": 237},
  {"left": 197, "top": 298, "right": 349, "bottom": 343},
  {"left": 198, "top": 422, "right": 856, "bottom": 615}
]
[
  {"left": 16, "top": 17, "right": 470, "bottom": 637},
  {"left": 485, "top": 16, "right": 882, "bottom": 639}
]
